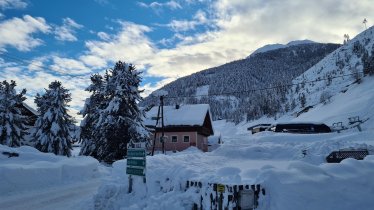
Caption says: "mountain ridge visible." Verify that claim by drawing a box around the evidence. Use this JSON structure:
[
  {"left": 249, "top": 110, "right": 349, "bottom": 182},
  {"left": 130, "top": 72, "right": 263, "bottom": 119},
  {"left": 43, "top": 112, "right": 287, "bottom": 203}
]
[
  {"left": 141, "top": 42, "right": 340, "bottom": 123},
  {"left": 248, "top": 39, "right": 317, "bottom": 57}
]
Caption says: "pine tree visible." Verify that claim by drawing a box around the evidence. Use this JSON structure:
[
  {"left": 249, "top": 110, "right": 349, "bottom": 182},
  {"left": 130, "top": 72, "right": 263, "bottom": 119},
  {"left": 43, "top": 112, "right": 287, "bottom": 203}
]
[
  {"left": 94, "top": 61, "right": 147, "bottom": 163},
  {"left": 363, "top": 48, "right": 374, "bottom": 76},
  {"left": 299, "top": 93, "right": 306, "bottom": 108},
  {"left": 33, "top": 81, "right": 75, "bottom": 157},
  {"left": 79, "top": 74, "right": 105, "bottom": 157},
  {"left": 0, "top": 80, "right": 28, "bottom": 147}
]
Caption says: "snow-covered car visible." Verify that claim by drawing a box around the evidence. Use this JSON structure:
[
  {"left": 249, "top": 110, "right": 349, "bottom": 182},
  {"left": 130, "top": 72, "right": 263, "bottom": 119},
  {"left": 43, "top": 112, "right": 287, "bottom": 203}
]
[{"left": 247, "top": 124, "right": 272, "bottom": 134}]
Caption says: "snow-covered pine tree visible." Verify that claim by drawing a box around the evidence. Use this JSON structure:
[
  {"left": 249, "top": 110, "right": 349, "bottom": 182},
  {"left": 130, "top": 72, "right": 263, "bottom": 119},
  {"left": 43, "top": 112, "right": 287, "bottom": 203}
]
[
  {"left": 94, "top": 61, "right": 147, "bottom": 163},
  {"left": 0, "top": 80, "right": 28, "bottom": 147},
  {"left": 33, "top": 81, "right": 75, "bottom": 157},
  {"left": 79, "top": 74, "right": 105, "bottom": 157},
  {"left": 363, "top": 48, "right": 374, "bottom": 75}
]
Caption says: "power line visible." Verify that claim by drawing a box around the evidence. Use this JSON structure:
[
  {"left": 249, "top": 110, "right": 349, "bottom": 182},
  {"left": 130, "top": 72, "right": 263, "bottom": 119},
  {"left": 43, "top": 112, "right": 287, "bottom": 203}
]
[
  {"left": 1, "top": 51, "right": 365, "bottom": 100},
  {"left": 0, "top": 52, "right": 46, "bottom": 70},
  {"left": 162, "top": 71, "right": 364, "bottom": 99},
  {"left": 0, "top": 51, "right": 143, "bottom": 75},
  {"left": 0, "top": 52, "right": 98, "bottom": 77}
]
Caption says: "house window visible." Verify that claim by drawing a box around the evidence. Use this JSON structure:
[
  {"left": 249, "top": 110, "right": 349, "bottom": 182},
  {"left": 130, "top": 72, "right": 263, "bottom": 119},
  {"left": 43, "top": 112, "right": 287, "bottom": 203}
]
[
  {"left": 171, "top": 136, "right": 178, "bottom": 143},
  {"left": 183, "top": 135, "right": 190, "bottom": 143},
  {"left": 159, "top": 136, "right": 167, "bottom": 142}
]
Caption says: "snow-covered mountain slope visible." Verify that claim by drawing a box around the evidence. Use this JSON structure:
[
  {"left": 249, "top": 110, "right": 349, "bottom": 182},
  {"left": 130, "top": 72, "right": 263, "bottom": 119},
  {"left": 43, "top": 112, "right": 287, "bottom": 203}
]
[
  {"left": 248, "top": 39, "right": 316, "bottom": 57},
  {"left": 142, "top": 42, "right": 340, "bottom": 123},
  {"left": 287, "top": 26, "right": 374, "bottom": 113},
  {"left": 292, "top": 77, "right": 374, "bottom": 129}
]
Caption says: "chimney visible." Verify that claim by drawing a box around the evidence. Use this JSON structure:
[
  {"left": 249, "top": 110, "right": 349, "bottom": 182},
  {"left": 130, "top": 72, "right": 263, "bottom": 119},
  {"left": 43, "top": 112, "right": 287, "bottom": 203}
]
[{"left": 175, "top": 104, "right": 180, "bottom": 109}]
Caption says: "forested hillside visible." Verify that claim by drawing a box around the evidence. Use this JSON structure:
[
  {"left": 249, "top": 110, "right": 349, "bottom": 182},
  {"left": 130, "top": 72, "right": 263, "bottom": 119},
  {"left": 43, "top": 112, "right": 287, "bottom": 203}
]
[{"left": 141, "top": 43, "right": 340, "bottom": 123}]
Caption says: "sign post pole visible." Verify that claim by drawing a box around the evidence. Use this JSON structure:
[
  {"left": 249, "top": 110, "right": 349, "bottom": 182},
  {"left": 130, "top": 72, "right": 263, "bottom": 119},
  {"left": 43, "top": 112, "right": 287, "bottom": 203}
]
[
  {"left": 128, "top": 175, "right": 133, "bottom": 193},
  {"left": 127, "top": 141, "right": 147, "bottom": 193}
]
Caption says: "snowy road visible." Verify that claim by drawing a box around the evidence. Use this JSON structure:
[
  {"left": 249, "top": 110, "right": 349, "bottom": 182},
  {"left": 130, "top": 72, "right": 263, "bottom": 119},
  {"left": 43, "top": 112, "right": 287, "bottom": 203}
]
[{"left": 0, "top": 179, "right": 101, "bottom": 210}]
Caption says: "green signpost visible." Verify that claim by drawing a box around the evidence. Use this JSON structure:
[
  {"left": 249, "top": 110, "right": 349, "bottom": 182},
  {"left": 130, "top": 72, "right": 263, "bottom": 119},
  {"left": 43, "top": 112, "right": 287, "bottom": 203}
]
[
  {"left": 126, "top": 167, "right": 145, "bottom": 176},
  {"left": 126, "top": 142, "right": 147, "bottom": 193},
  {"left": 127, "top": 149, "right": 146, "bottom": 158},
  {"left": 127, "top": 159, "right": 146, "bottom": 167}
]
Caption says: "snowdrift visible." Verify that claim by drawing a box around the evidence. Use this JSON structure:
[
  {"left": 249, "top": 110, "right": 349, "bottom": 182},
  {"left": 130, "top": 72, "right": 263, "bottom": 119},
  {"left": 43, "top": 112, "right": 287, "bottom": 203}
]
[
  {"left": 94, "top": 126, "right": 374, "bottom": 209},
  {"left": 0, "top": 145, "right": 99, "bottom": 195}
]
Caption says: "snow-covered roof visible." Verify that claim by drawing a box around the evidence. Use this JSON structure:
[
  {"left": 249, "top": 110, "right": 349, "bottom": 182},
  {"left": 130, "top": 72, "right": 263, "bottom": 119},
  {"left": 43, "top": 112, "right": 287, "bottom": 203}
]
[
  {"left": 22, "top": 102, "right": 39, "bottom": 116},
  {"left": 144, "top": 104, "right": 210, "bottom": 127}
]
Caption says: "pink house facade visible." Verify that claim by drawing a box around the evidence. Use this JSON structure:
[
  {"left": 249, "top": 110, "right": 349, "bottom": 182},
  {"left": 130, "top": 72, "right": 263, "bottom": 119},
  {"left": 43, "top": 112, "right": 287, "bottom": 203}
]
[{"left": 144, "top": 104, "right": 214, "bottom": 152}]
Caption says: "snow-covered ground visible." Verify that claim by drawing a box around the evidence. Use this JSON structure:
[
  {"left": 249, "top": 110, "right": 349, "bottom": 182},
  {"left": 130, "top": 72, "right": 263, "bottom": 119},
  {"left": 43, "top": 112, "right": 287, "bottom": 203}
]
[
  {"left": 0, "top": 145, "right": 105, "bottom": 210},
  {"left": 2, "top": 77, "right": 374, "bottom": 210},
  {"left": 1, "top": 27, "right": 374, "bottom": 209},
  {"left": 92, "top": 76, "right": 374, "bottom": 210}
]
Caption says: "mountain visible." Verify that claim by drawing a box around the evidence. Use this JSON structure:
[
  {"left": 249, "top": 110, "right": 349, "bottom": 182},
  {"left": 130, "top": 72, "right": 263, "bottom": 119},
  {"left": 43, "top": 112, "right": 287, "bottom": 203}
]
[
  {"left": 141, "top": 42, "right": 340, "bottom": 123},
  {"left": 248, "top": 39, "right": 316, "bottom": 57},
  {"left": 286, "top": 26, "right": 374, "bottom": 116}
]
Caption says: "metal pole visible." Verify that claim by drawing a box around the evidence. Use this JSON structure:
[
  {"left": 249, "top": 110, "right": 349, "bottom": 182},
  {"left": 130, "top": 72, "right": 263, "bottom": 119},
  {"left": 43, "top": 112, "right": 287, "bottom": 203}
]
[
  {"left": 161, "top": 96, "right": 165, "bottom": 154},
  {"left": 128, "top": 175, "right": 133, "bottom": 193}
]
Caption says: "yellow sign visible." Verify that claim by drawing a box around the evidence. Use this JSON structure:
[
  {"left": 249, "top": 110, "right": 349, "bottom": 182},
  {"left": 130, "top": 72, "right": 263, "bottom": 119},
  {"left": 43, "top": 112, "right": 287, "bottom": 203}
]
[{"left": 217, "top": 184, "right": 225, "bottom": 193}]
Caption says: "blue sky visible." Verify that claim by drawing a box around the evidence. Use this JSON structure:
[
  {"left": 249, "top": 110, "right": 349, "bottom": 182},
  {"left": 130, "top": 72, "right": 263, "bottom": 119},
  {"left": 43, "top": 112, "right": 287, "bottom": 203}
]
[{"left": 0, "top": 0, "right": 373, "bottom": 120}]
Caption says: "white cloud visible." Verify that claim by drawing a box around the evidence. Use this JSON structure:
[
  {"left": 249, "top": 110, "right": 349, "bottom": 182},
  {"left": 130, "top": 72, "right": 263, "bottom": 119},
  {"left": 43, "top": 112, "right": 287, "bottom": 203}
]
[
  {"left": 50, "top": 56, "right": 91, "bottom": 75},
  {"left": 97, "top": 31, "right": 110, "bottom": 41},
  {"left": 27, "top": 56, "right": 48, "bottom": 71},
  {"left": 130, "top": 0, "right": 374, "bottom": 92},
  {"left": 81, "top": 21, "right": 154, "bottom": 68},
  {"left": 193, "top": 10, "right": 208, "bottom": 24},
  {"left": 0, "top": 59, "right": 91, "bottom": 120},
  {"left": 5, "top": 0, "right": 374, "bottom": 122},
  {"left": 0, "top": 0, "right": 27, "bottom": 10},
  {"left": 62, "top": 0, "right": 374, "bottom": 97},
  {"left": 157, "top": 10, "right": 211, "bottom": 33},
  {"left": 138, "top": 1, "right": 182, "bottom": 11},
  {"left": 79, "top": 54, "right": 107, "bottom": 69},
  {"left": 0, "top": 15, "right": 50, "bottom": 51},
  {"left": 165, "top": 19, "right": 198, "bottom": 32},
  {"left": 141, "top": 77, "right": 176, "bottom": 97},
  {"left": 54, "top": 17, "right": 83, "bottom": 42}
]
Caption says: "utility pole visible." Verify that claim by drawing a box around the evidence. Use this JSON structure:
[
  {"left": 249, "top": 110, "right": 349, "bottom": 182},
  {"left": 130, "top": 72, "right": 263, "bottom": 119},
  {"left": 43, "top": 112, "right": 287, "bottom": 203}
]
[
  {"left": 151, "top": 105, "right": 161, "bottom": 156},
  {"left": 160, "top": 96, "right": 165, "bottom": 154}
]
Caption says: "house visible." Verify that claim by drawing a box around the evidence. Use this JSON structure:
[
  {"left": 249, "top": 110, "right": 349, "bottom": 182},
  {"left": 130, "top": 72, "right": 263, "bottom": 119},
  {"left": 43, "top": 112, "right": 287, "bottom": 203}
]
[
  {"left": 144, "top": 104, "right": 214, "bottom": 152},
  {"left": 17, "top": 102, "right": 39, "bottom": 127}
]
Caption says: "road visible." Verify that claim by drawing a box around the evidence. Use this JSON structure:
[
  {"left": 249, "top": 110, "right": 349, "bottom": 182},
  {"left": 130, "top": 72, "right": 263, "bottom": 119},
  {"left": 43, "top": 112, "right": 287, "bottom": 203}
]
[{"left": 0, "top": 179, "right": 101, "bottom": 210}]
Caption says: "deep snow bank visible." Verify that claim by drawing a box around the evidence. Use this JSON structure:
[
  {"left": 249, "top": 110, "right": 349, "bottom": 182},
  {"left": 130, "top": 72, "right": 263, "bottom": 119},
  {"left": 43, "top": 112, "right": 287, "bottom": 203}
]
[
  {"left": 0, "top": 145, "right": 99, "bottom": 195},
  {"left": 258, "top": 156, "right": 374, "bottom": 210},
  {"left": 94, "top": 128, "right": 374, "bottom": 210}
]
